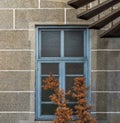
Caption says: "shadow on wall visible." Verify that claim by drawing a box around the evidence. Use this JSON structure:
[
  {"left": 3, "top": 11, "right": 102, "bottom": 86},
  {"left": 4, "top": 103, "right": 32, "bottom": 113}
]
[{"left": 95, "top": 30, "right": 120, "bottom": 122}]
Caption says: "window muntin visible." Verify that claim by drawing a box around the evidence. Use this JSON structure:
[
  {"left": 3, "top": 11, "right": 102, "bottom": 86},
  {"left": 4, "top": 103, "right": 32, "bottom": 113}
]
[{"left": 36, "top": 26, "right": 90, "bottom": 120}]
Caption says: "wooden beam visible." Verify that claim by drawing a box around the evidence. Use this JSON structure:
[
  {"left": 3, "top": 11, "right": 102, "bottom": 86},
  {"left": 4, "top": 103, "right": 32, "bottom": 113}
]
[
  {"left": 77, "top": 0, "right": 120, "bottom": 20},
  {"left": 67, "top": 0, "right": 95, "bottom": 9},
  {"left": 100, "top": 21, "right": 120, "bottom": 38},
  {"left": 89, "top": 8, "right": 120, "bottom": 29}
]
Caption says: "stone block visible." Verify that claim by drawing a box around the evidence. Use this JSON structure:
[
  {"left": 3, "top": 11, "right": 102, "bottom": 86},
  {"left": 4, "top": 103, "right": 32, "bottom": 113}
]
[
  {"left": 113, "top": 2, "right": 120, "bottom": 9},
  {"left": 40, "top": 121, "right": 53, "bottom": 123},
  {"left": 0, "top": 93, "right": 34, "bottom": 111},
  {"left": 15, "top": 9, "right": 64, "bottom": 29},
  {"left": 100, "top": 0, "right": 107, "bottom": 3},
  {"left": 0, "top": 72, "right": 34, "bottom": 91},
  {"left": 66, "top": 9, "right": 98, "bottom": 24},
  {"left": 91, "top": 72, "right": 120, "bottom": 91},
  {"left": 91, "top": 0, "right": 98, "bottom": 7},
  {"left": 91, "top": 30, "right": 120, "bottom": 49},
  {"left": 93, "top": 114, "right": 120, "bottom": 123},
  {"left": 91, "top": 51, "right": 120, "bottom": 70},
  {"left": 40, "top": 0, "right": 70, "bottom": 8},
  {"left": 0, "top": 113, "right": 36, "bottom": 123},
  {"left": 106, "top": 114, "right": 120, "bottom": 123},
  {"left": 91, "top": 93, "right": 120, "bottom": 112},
  {"left": 99, "top": 8, "right": 111, "bottom": 18},
  {"left": 0, "top": 51, "right": 34, "bottom": 70},
  {"left": 0, "top": 0, "right": 38, "bottom": 8},
  {"left": 0, "top": 10, "right": 13, "bottom": 29},
  {"left": 0, "top": 30, "right": 34, "bottom": 49}
]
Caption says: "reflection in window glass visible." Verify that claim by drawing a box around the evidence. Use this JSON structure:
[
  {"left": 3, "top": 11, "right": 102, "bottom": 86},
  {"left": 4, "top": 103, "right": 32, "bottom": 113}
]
[
  {"left": 41, "top": 63, "right": 59, "bottom": 74},
  {"left": 41, "top": 31, "right": 60, "bottom": 57},
  {"left": 41, "top": 104, "right": 57, "bottom": 115},
  {"left": 66, "top": 63, "right": 84, "bottom": 75},
  {"left": 64, "top": 31, "right": 84, "bottom": 57}
]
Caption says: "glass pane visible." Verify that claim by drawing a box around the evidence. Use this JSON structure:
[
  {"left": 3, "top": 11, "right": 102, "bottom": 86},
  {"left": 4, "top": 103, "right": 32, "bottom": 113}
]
[
  {"left": 41, "top": 104, "right": 57, "bottom": 115},
  {"left": 66, "top": 77, "right": 74, "bottom": 91},
  {"left": 64, "top": 31, "right": 84, "bottom": 57},
  {"left": 41, "top": 31, "right": 60, "bottom": 57},
  {"left": 65, "top": 77, "right": 76, "bottom": 101},
  {"left": 42, "top": 89, "right": 54, "bottom": 101},
  {"left": 67, "top": 103, "right": 76, "bottom": 114},
  {"left": 66, "top": 63, "right": 84, "bottom": 75},
  {"left": 41, "top": 63, "right": 59, "bottom": 74}
]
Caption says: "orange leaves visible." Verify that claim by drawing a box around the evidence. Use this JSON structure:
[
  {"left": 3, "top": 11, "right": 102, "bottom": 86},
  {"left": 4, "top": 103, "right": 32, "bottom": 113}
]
[
  {"left": 42, "top": 75, "right": 97, "bottom": 123},
  {"left": 42, "top": 74, "right": 73, "bottom": 123},
  {"left": 42, "top": 74, "right": 59, "bottom": 92},
  {"left": 65, "top": 90, "right": 71, "bottom": 96},
  {"left": 54, "top": 107, "right": 73, "bottom": 123},
  {"left": 78, "top": 99, "right": 87, "bottom": 105},
  {"left": 72, "top": 77, "right": 97, "bottom": 123}
]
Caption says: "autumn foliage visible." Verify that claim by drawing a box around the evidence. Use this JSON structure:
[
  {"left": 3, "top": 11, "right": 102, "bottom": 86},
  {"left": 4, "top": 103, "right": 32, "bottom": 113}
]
[
  {"left": 43, "top": 74, "right": 73, "bottom": 123},
  {"left": 72, "top": 77, "right": 97, "bottom": 123},
  {"left": 43, "top": 74, "right": 97, "bottom": 123}
]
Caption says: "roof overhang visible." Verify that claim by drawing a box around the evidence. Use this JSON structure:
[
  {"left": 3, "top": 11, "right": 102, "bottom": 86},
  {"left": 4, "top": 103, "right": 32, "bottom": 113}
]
[{"left": 68, "top": 0, "right": 120, "bottom": 38}]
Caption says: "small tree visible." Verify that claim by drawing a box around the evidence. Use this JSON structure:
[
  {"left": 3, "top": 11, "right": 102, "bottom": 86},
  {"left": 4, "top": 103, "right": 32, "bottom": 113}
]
[
  {"left": 43, "top": 75, "right": 97, "bottom": 123},
  {"left": 72, "top": 77, "right": 97, "bottom": 123},
  {"left": 42, "top": 74, "right": 73, "bottom": 123}
]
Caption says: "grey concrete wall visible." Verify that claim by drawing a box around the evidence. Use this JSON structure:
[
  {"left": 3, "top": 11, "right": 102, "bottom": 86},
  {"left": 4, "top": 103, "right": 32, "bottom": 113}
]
[{"left": 0, "top": 0, "right": 120, "bottom": 123}]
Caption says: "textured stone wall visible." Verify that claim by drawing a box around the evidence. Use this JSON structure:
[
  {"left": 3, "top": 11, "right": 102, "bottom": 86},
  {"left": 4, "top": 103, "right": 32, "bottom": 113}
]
[
  {"left": 91, "top": 30, "right": 120, "bottom": 123},
  {"left": 0, "top": 0, "right": 120, "bottom": 123}
]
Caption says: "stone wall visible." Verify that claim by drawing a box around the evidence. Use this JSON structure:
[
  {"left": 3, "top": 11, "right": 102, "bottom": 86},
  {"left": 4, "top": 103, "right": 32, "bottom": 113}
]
[{"left": 0, "top": 0, "right": 120, "bottom": 123}]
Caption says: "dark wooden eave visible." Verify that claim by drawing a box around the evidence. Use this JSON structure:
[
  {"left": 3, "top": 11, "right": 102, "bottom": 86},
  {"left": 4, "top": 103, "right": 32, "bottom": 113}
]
[
  {"left": 89, "top": 8, "right": 120, "bottom": 29},
  {"left": 68, "top": 0, "right": 120, "bottom": 38},
  {"left": 67, "top": 0, "right": 95, "bottom": 9},
  {"left": 100, "top": 21, "right": 120, "bottom": 38},
  {"left": 77, "top": 0, "right": 120, "bottom": 20}
]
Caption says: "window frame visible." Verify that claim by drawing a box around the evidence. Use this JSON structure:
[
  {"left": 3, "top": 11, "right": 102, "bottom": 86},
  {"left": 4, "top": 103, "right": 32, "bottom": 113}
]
[{"left": 35, "top": 25, "right": 90, "bottom": 121}]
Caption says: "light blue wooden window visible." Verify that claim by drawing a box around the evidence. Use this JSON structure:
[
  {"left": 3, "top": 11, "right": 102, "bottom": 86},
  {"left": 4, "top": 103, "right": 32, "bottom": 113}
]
[{"left": 35, "top": 26, "right": 90, "bottom": 121}]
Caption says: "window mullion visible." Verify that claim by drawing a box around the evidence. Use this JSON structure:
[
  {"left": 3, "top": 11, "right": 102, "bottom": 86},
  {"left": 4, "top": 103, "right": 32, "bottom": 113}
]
[
  {"left": 62, "top": 62, "right": 65, "bottom": 90},
  {"left": 59, "top": 62, "right": 65, "bottom": 90},
  {"left": 60, "top": 30, "right": 65, "bottom": 90},
  {"left": 61, "top": 30, "right": 64, "bottom": 57}
]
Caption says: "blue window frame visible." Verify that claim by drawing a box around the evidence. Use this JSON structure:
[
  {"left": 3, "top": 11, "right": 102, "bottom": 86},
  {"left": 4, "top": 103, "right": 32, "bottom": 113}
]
[{"left": 35, "top": 26, "right": 90, "bottom": 120}]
